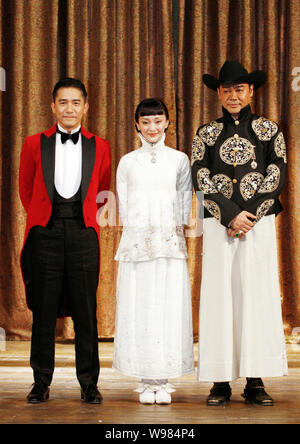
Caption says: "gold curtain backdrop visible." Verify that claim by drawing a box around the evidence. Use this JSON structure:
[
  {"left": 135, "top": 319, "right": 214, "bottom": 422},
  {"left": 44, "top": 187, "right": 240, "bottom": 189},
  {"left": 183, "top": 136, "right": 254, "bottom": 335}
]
[{"left": 0, "top": 0, "right": 299, "bottom": 341}]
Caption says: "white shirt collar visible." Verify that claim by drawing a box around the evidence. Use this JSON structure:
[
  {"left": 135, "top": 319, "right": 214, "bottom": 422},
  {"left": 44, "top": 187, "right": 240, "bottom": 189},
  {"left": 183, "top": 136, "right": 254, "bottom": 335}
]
[
  {"left": 57, "top": 123, "right": 81, "bottom": 135},
  {"left": 138, "top": 133, "right": 166, "bottom": 152}
]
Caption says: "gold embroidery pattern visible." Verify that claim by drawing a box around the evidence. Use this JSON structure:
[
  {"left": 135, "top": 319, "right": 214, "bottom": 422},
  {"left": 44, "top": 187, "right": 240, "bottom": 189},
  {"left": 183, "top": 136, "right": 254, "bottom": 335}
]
[
  {"left": 204, "top": 200, "right": 221, "bottom": 222},
  {"left": 240, "top": 172, "right": 264, "bottom": 201},
  {"left": 256, "top": 199, "right": 275, "bottom": 222},
  {"left": 219, "top": 137, "right": 255, "bottom": 165},
  {"left": 251, "top": 117, "right": 278, "bottom": 141},
  {"left": 258, "top": 164, "right": 280, "bottom": 194},
  {"left": 212, "top": 174, "right": 233, "bottom": 198},
  {"left": 198, "top": 121, "right": 223, "bottom": 146},
  {"left": 191, "top": 135, "right": 206, "bottom": 165},
  {"left": 274, "top": 132, "right": 287, "bottom": 164},
  {"left": 197, "top": 168, "right": 218, "bottom": 194}
]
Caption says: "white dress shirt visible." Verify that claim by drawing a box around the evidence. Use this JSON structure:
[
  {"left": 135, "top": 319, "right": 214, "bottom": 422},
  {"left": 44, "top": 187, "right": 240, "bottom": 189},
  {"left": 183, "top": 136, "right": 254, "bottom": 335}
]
[{"left": 54, "top": 123, "right": 82, "bottom": 199}]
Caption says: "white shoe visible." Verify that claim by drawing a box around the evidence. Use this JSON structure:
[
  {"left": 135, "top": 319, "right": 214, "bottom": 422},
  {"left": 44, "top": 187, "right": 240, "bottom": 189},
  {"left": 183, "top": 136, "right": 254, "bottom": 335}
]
[
  {"left": 155, "top": 384, "right": 175, "bottom": 405},
  {"left": 134, "top": 384, "right": 155, "bottom": 404}
]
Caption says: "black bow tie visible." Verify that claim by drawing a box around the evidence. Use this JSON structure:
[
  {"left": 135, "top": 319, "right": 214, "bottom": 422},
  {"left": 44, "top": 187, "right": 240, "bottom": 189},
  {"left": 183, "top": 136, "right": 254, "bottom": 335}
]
[{"left": 57, "top": 128, "right": 81, "bottom": 144}]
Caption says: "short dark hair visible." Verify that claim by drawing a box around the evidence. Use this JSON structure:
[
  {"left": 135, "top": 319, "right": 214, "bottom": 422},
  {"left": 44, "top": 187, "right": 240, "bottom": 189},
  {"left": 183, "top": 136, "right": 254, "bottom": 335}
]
[
  {"left": 135, "top": 98, "right": 169, "bottom": 122},
  {"left": 52, "top": 77, "right": 87, "bottom": 102}
]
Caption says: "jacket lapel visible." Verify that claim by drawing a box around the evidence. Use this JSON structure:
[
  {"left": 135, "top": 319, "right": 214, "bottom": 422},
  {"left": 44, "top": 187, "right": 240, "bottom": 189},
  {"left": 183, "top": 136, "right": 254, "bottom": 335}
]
[
  {"left": 41, "top": 132, "right": 56, "bottom": 204},
  {"left": 81, "top": 134, "right": 96, "bottom": 203},
  {"left": 41, "top": 126, "right": 96, "bottom": 205}
]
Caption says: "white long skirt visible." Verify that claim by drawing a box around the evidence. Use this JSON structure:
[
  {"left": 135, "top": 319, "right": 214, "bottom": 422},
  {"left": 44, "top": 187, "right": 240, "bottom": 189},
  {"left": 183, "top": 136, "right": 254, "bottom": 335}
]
[
  {"left": 113, "top": 258, "right": 195, "bottom": 379},
  {"left": 198, "top": 215, "right": 288, "bottom": 382}
]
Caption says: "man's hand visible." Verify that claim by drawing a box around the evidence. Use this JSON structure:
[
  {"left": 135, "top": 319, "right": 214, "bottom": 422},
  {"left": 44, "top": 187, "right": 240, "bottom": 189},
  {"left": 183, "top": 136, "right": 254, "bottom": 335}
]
[
  {"left": 227, "top": 228, "right": 245, "bottom": 239},
  {"left": 230, "top": 211, "right": 256, "bottom": 233}
]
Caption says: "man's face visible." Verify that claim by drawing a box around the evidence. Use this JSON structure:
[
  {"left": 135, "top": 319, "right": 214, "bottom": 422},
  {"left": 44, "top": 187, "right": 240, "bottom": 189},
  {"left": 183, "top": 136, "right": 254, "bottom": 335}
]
[
  {"left": 51, "top": 87, "right": 89, "bottom": 132},
  {"left": 217, "top": 83, "right": 254, "bottom": 117}
]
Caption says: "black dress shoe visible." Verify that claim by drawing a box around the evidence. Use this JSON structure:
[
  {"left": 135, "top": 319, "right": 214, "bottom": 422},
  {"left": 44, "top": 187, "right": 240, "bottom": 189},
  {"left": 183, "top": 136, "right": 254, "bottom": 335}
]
[
  {"left": 27, "top": 380, "right": 50, "bottom": 404},
  {"left": 206, "top": 382, "right": 231, "bottom": 406},
  {"left": 81, "top": 385, "right": 103, "bottom": 404},
  {"left": 242, "top": 378, "right": 274, "bottom": 406}
]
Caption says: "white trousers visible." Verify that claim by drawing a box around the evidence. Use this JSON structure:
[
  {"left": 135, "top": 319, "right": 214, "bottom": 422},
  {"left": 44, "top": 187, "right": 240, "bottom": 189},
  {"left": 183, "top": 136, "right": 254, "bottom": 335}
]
[{"left": 198, "top": 215, "right": 288, "bottom": 382}]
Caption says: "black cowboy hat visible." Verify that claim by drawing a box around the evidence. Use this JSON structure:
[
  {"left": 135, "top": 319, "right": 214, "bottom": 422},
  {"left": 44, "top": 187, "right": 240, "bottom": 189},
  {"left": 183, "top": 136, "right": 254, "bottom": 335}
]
[{"left": 202, "top": 60, "right": 267, "bottom": 91}]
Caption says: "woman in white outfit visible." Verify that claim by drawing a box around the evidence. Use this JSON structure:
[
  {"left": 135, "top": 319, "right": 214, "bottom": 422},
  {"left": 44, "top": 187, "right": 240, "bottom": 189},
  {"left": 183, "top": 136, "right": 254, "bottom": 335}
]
[{"left": 113, "top": 98, "right": 195, "bottom": 404}]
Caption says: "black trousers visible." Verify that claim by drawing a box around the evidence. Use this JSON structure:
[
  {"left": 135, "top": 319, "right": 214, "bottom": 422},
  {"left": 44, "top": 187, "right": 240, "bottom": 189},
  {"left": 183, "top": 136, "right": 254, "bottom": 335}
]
[{"left": 30, "top": 217, "right": 100, "bottom": 388}]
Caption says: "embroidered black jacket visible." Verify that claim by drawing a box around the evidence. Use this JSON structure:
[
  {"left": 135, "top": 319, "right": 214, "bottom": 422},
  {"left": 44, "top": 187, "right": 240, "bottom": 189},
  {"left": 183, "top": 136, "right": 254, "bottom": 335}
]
[{"left": 191, "top": 105, "right": 287, "bottom": 227}]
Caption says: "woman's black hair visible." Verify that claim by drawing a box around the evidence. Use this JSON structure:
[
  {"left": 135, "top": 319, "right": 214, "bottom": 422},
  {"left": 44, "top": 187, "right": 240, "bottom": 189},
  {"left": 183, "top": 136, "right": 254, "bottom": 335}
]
[{"left": 135, "top": 98, "right": 169, "bottom": 122}]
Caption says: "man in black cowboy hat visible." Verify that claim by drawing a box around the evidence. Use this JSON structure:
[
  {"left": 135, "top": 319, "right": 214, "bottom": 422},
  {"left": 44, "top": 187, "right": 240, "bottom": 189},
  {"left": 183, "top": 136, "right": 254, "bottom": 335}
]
[{"left": 191, "top": 61, "right": 288, "bottom": 406}]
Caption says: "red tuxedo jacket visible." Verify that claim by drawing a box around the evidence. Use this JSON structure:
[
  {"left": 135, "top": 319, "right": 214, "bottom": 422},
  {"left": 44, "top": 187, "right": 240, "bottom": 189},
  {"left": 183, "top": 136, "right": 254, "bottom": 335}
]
[{"left": 19, "top": 124, "right": 112, "bottom": 316}]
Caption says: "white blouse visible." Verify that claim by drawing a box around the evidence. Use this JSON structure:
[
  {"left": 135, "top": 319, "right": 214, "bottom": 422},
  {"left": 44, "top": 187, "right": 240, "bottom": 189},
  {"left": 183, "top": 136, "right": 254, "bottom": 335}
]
[{"left": 115, "top": 134, "right": 192, "bottom": 262}]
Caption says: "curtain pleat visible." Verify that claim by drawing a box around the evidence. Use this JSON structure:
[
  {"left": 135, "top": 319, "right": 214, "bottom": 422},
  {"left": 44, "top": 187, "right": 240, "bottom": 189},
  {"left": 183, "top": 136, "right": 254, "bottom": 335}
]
[
  {"left": 0, "top": 0, "right": 299, "bottom": 341},
  {"left": 177, "top": 0, "right": 300, "bottom": 339},
  {"left": 280, "top": 0, "right": 300, "bottom": 336}
]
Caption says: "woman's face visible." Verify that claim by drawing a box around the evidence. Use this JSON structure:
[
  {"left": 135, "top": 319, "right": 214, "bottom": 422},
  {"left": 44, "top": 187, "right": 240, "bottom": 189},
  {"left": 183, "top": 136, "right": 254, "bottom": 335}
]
[{"left": 136, "top": 114, "right": 169, "bottom": 144}]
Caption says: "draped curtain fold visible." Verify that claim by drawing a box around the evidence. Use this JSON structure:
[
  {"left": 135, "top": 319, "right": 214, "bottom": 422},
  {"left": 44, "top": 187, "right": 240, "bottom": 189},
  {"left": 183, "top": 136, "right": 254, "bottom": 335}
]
[
  {"left": 0, "top": 0, "right": 176, "bottom": 340},
  {"left": 0, "top": 0, "right": 299, "bottom": 341}
]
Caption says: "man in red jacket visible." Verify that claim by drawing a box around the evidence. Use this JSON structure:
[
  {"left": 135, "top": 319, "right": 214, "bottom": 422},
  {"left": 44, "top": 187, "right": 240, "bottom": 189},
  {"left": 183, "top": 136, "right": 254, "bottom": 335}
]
[{"left": 19, "top": 78, "right": 111, "bottom": 404}]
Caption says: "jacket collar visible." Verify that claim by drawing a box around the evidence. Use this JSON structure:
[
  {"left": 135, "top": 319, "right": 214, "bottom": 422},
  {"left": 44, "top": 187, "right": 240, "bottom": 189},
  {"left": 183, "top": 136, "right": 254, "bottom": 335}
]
[
  {"left": 43, "top": 124, "right": 94, "bottom": 139},
  {"left": 138, "top": 133, "right": 166, "bottom": 152},
  {"left": 222, "top": 104, "right": 252, "bottom": 124}
]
